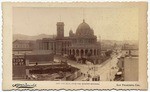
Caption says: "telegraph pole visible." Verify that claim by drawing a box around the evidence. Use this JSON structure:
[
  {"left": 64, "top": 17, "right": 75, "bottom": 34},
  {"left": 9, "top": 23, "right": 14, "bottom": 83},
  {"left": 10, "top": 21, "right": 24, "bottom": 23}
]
[
  {"left": 109, "top": 59, "right": 112, "bottom": 81},
  {"left": 99, "top": 35, "right": 101, "bottom": 50}
]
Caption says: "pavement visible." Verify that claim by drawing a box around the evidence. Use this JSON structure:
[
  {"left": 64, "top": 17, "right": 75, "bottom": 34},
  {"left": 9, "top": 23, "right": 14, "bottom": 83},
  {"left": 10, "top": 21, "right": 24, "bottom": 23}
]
[
  {"left": 54, "top": 53, "right": 121, "bottom": 81},
  {"left": 74, "top": 74, "right": 88, "bottom": 81}
]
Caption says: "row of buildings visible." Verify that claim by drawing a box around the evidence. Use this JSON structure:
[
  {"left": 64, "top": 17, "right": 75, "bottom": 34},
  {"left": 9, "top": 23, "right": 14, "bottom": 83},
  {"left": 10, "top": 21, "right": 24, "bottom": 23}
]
[
  {"left": 13, "top": 19, "right": 101, "bottom": 64},
  {"left": 13, "top": 53, "right": 82, "bottom": 81}
]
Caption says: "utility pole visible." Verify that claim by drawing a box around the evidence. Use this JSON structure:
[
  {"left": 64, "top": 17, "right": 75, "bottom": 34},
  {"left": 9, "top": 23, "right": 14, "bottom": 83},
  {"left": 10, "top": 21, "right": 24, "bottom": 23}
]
[
  {"left": 109, "top": 58, "right": 112, "bottom": 81},
  {"left": 99, "top": 35, "right": 102, "bottom": 63},
  {"left": 94, "top": 64, "right": 95, "bottom": 77},
  {"left": 99, "top": 35, "right": 101, "bottom": 51}
]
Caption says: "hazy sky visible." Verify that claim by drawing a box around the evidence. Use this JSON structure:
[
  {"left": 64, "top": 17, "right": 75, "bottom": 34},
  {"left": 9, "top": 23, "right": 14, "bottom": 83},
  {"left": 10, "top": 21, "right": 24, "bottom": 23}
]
[{"left": 13, "top": 7, "right": 139, "bottom": 41}]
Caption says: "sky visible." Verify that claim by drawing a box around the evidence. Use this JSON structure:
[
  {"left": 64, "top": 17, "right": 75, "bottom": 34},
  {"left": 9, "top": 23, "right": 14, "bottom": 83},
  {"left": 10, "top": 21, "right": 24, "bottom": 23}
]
[{"left": 13, "top": 7, "right": 139, "bottom": 41}]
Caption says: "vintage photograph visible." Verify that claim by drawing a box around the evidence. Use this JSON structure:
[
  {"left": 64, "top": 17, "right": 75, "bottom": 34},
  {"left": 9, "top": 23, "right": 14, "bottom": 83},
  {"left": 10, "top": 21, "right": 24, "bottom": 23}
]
[
  {"left": 2, "top": 2, "right": 148, "bottom": 90},
  {"left": 12, "top": 7, "right": 139, "bottom": 81}
]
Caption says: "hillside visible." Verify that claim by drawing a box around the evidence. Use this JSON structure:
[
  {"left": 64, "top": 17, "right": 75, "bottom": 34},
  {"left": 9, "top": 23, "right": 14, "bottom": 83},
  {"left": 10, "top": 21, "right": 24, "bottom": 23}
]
[{"left": 13, "top": 34, "right": 55, "bottom": 41}]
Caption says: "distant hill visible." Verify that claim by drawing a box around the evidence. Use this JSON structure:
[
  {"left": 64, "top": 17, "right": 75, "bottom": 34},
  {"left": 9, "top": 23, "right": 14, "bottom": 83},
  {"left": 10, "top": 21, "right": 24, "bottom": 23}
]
[
  {"left": 101, "top": 39, "right": 138, "bottom": 45},
  {"left": 100, "top": 39, "right": 138, "bottom": 50},
  {"left": 13, "top": 34, "right": 55, "bottom": 41}
]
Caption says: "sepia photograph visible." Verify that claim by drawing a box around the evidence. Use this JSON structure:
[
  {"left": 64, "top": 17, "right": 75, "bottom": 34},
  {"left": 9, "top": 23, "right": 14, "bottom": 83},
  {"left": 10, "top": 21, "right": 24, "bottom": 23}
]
[
  {"left": 12, "top": 7, "right": 139, "bottom": 81},
  {"left": 2, "top": 2, "right": 147, "bottom": 90}
]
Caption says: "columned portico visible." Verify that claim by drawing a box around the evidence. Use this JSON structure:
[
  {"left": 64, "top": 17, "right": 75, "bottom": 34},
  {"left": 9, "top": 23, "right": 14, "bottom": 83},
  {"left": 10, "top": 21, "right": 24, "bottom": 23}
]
[
  {"left": 79, "top": 49, "right": 81, "bottom": 57},
  {"left": 92, "top": 49, "right": 94, "bottom": 56},
  {"left": 70, "top": 49, "right": 96, "bottom": 56}
]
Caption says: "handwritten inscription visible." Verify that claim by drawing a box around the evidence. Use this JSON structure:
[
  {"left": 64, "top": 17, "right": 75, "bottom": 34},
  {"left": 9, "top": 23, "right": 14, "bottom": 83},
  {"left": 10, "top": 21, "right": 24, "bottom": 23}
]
[{"left": 12, "top": 83, "right": 36, "bottom": 88}]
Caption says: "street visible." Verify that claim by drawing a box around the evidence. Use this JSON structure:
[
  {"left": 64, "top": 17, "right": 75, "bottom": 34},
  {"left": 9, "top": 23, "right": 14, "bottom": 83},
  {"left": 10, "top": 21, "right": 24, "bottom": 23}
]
[{"left": 54, "top": 53, "right": 121, "bottom": 81}]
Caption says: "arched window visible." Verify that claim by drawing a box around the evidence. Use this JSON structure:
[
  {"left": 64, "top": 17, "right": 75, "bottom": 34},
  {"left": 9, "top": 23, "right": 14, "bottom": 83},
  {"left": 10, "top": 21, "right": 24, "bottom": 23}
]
[
  {"left": 85, "top": 49, "right": 88, "bottom": 55},
  {"left": 73, "top": 49, "right": 75, "bottom": 55}
]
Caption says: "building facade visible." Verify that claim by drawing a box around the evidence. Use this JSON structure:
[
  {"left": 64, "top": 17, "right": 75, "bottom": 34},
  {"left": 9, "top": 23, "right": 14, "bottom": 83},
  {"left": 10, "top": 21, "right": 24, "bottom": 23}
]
[
  {"left": 13, "top": 40, "right": 35, "bottom": 55},
  {"left": 36, "top": 20, "right": 101, "bottom": 64},
  {"left": 122, "top": 43, "right": 138, "bottom": 57},
  {"left": 13, "top": 20, "right": 101, "bottom": 64}
]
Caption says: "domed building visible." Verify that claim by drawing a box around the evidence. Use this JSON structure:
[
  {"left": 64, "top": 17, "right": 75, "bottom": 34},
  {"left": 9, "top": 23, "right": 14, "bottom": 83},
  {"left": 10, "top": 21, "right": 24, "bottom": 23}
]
[
  {"left": 76, "top": 20, "right": 94, "bottom": 36},
  {"left": 68, "top": 19, "right": 101, "bottom": 64},
  {"left": 35, "top": 19, "right": 101, "bottom": 64}
]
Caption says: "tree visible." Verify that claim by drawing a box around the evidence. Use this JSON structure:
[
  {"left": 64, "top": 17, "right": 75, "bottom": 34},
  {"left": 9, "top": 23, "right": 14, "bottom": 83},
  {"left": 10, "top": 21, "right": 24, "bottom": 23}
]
[{"left": 105, "top": 50, "right": 113, "bottom": 57}]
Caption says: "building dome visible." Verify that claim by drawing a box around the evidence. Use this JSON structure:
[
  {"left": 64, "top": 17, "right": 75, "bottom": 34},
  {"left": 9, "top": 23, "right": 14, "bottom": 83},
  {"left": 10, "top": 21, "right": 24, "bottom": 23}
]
[{"left": 76, "top": 19, "right": 94, "bottom": 36}]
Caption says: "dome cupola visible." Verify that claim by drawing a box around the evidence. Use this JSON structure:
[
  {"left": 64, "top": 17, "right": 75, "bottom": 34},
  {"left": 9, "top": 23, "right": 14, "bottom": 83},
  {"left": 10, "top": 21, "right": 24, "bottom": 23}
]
[{"left": 76, "top": 19, "right": 94, "bottom": 36}]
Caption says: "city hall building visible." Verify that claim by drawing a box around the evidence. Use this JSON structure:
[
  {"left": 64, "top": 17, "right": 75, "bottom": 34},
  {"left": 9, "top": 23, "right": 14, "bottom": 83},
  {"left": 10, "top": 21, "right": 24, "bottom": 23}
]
[
  {"left": 13, "top": 20, "right": 101, "bottom": 64},
  {"left": 35, "top": 19, "right": 101, "bottom": 64}
]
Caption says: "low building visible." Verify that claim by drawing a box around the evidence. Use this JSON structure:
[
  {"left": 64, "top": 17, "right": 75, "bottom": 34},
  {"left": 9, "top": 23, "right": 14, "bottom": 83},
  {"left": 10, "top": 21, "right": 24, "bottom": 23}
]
[
  {"left": 12, "top": 53, "right": 54, "bottom": 80},
  {"left": 124, "top": 57, "right": 138, "bottom": 81},
  {"left": 122, "top": 43, "right": 138, "bottom": 57},
  {"left": 12, "top": 57, "right": 26, "bottom": 79},
  {"left": 13, "top": 40, "right": 35, "bottom": 55},
  {"left": 12, "top": 53, "right": 82, "bottom": 81},
  {"left": 116, "top": 56, "right": 138, "bottom": 81}
]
